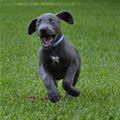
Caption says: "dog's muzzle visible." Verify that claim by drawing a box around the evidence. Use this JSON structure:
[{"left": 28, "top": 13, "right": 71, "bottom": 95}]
[
  {"left": 37, "top": 24, "right": 64, "bottom": 49},
  {"left": 38, "top": 26, "right": 56, "bottom": 48},
  {"left": 41, "top": 34, "right": 56, "bottom": 48}
]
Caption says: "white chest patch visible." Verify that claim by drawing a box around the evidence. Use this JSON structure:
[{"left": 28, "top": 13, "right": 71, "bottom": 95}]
[{"left": 50, "top": 56, "right": 59, "bottom": 63}]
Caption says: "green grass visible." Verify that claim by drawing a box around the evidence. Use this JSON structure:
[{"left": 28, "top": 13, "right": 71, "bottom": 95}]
[{"left": 0, "top": 0, "right": 120, "bottom": 120}]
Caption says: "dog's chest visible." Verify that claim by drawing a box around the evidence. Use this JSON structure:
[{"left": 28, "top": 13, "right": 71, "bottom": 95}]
[
  {"left": 44, "top": 50, "right": 62, "bottom": 65},
  {"left": 45, "top": 53, "right": 67, "bottom": 67},
  {"left": 43, "top": 49, "right": 69, "bottom": 70},
  {"left": 50, "top": 55, "right": 60, "bottom": 64}
]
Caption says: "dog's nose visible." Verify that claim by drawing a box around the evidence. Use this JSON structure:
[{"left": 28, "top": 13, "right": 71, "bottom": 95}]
[{"left": 40, "top": 28, "right": 47, "bottom": 35}]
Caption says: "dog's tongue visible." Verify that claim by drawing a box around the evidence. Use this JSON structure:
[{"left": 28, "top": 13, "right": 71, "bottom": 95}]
[
  {"left": 43, "top": 36, "right": 53, "bottom": 47},
  {"left": 44, "top": 36, "right": 52, "bottom": 43}
]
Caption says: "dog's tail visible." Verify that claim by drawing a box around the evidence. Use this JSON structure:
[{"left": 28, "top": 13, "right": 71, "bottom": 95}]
[{"left": 62, "top": 82, "right": 80, "bottom": 96}]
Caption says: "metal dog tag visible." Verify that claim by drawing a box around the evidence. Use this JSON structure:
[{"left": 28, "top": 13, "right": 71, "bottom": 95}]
[{"left": 51, "top": 56, "right": 59, "bottom": 63}]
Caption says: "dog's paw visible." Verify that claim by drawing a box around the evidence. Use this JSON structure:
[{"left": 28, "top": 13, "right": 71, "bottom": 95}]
[{"left": 48, "top": 92, "right": 60, "bottom": 103}]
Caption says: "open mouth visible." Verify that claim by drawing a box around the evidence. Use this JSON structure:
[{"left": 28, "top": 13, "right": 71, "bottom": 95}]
[{"left": 41, "top": 35, "right": 55, "bottom": 48}]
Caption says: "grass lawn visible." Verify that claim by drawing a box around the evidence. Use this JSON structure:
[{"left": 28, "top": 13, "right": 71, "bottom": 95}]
[{"left": 0, "top": 0, "right": 120, "bottom": 119}]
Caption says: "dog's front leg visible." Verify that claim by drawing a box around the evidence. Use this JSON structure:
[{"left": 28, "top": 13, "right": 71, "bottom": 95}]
[
  {"left": 62, "top": 63, "right": 80, "bottom": 96},
  {"left": 40, "top": 65, "right": 60, "bottom": 103}
]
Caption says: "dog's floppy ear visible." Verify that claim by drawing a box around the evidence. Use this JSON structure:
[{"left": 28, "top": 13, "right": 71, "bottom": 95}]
[
  {"left": 28, "top": 19, "right": 37, "bottom": 35},
  {"left": 56, "top": 11, "right": 74, "bottom": 24}
]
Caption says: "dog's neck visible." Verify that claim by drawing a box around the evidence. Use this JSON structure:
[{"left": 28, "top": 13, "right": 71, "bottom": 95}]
[{"left": 53, "top": 34, "right": 64, "bottom": 47}]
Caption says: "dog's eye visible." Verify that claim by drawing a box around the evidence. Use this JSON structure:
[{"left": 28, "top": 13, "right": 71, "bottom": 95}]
[
  {"left": 37, "top": 19, "right": 42, "bottom": 25},
  {"left": 49, "top": 18, "right": 55, "bottom": 24},
  {"left": 38, "top": 19, "right": 42, "bottom": 23}
]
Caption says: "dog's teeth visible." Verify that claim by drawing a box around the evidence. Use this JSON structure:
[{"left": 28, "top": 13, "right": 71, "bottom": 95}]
[{"left": 44, "top": 36, "right": 53, "bottom": 44}]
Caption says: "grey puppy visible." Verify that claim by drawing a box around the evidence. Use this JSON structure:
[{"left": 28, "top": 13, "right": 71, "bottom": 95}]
[{"left": 28, "top": 11, "right": 81, "bottom": 103}]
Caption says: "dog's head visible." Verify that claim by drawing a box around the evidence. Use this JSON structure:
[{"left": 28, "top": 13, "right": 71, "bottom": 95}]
[{"left": 28, "top": 11, "right": 74, "bottom": 49}]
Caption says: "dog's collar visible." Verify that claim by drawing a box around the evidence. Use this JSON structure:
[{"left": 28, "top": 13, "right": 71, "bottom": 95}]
[{"left": 53, "top": 34, "right": 64, "bottom": 47}]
